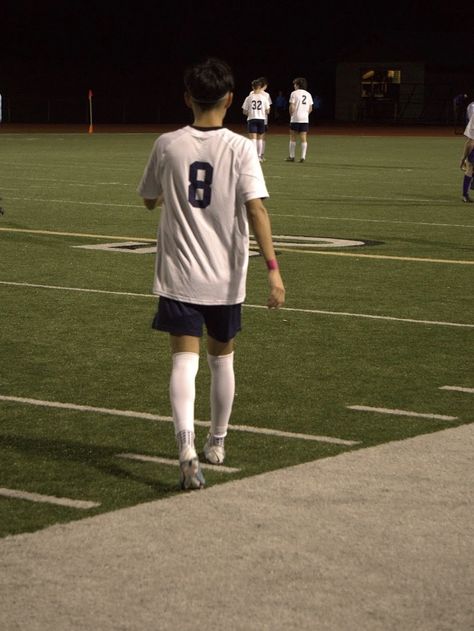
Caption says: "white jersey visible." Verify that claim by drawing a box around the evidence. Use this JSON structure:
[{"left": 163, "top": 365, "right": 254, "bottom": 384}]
[
  {"left": 289, "top": 89, "right": 313, "bottom": 123},
  {"left": 242, "top": 93, "right": 269, "bottom": 121},
  {"left": 248, "top": 90, "right": 272, "bottom": 123},
  {"left": 137, "top": 126, "right": 269, "bottom": 305},
  {"left": 464, "top": 112, "right": 474, "bottom": 140},
  {"left": 467, "top": 102, "right": 474, "bottom": 123}
]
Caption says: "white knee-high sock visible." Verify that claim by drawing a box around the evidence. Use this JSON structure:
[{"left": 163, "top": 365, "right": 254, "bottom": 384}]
[
  {"left": 301, "top": 142, "right": 308, "bottom": 159},
  {"left": 207, "top": 352, "right": 235, "bottom": 439},
  {"left": 257, "top": 139, "right": 263, "bottom": 157},
  {"left": 289, "top": 140, "right": 296, "bottom": 158},
  {"left": 170, "top": 352, "right": 199, "bottom": 450}
]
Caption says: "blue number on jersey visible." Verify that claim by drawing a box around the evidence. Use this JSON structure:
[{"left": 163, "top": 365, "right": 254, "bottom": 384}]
[{"left": 188, "top": 161, "right": 213, "bottom": 209}]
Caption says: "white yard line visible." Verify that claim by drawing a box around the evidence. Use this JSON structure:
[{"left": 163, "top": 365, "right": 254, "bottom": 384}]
[
  {"left": 347, "top": 405, "right": 457, "bottom": 421},
  {"left": 0, "top": 396, "right": 358, "bottom": 446},
  {"left": 272, "top": 214, "right": 474, "bottom": 229},
  {"left": 2, "top": 225, "right": 474, "bottom": 263},
  {"left": 440, "top": 386, "right": 474, "bottom": 394},
  {"left": 117, "top": 453, "right": 240, "bottom": 474},
  {"left": 0, "top": 227, "right": 153, "bottom": 242},
  {"left": 1, "top": 280, "right": 473, "bottom": 329},
  {"left": 5, "top": 195, "right": 143, "bottom": 209},
  {"left": 0, "top": 487, "right": 100, "bottom": 509}
]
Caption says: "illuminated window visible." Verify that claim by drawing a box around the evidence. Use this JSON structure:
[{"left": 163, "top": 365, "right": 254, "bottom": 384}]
[{"left": 361, "top": 69, "right": 401, "bottom": 98}]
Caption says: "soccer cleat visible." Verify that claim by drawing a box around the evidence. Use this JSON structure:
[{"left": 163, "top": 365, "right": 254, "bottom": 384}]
[
  {"left": 299, "top": 158, "right": 305, "bottom": 163},
  {"left": 179, "top": 447, "right": 205, "bottom": 490},
  {"left": 203, "top": 433, "right": 225, "bottom": 465},
  {"left": 285, "top": 157, "right": 295, "bottom": 162},
  {"left": 462, "top": 195, "right": 473, "bottom": 203}
]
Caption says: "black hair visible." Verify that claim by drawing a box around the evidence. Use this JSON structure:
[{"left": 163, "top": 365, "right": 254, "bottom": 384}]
[
  {"left": 184, "top": 58, "right": 235, "bottom": 110},
  {"left": 251, "top": 78, "right": 264, "bottom": 90},
  {"left": 293, "top": 77, "right": 308, "bottom": 90}
]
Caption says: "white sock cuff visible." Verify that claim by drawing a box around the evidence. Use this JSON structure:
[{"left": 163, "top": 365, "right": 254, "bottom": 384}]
[
  {"left": 172, "top": 352, "right": 199, "bottom": 365},
  {"left": 207, "top": 351, "right": 234, "bottom": 366}
]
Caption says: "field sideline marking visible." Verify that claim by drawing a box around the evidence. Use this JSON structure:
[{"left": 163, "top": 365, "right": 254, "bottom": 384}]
[
  {"left": 274, "top": 247, "right": 474, "bottom": 265},
  {"left": 0, "top": 396, "right": 358, "bottom": 446},
  {"left": 1, "top": 280, "right": 473, "bottom": 329},
  {"left": 440, "top": 386, "right": 474, "bottom": 394},
  {"left": 117, "top": 453, "right": 240, "bottom": 474},
  {"left": 0, "top": 487, "right": 100, "bottom": 510},
  {"left": 4, "top": 195, "right": 143, "bottom": 209},
  {"left": 1, "top": 226, "right": 472, "bottom": 265},
  {"left": 272, "top": 214, "right": 474, "bottom": 230},
  {"left": 347, "top": 405, "right": 457, "bottom": 421},
  {"left": 0, "top": 227, "right": 153, "bottom": 242}
]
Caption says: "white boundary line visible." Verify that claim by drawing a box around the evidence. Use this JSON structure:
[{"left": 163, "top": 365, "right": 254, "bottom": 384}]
[
  {"left": 440, "top": 386, "right": 474, "bottom": 394},
  {"left": 117, "top": 453, "right": 240, "bottom": 474},
  {"left": 0, "top": 487, "right": 100, "bottom": 509},
  {"left": 1, "top": 280, "right": 472, "bottom": 329},
  {"left": 347, "top": 405, "right": 457, "bottom": 421},
  {"left": 0, "top": 396, "right": 358, "bottom": 446},
  {"left": 272, "top": 214, "right": 474, "bottom": 230},
  {"left": 1, "top": 226, "right": 473, "bottom": 265}
]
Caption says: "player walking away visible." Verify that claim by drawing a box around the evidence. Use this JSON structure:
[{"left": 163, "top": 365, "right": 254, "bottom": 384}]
[
  {"left": 242, "top": 79, "right": 270, "bottom": 161},
  {"left": 138, "top": 58, "right": 285, "bottom": 490},
  {"left": 259, "top": 77, "right": 272, "bottom": 160},
  {"left": 286, "top": 77, "right": 313, "bottom": 163},
  {"left": 460, "top": 109, "right": 474, "bottom": 202}
]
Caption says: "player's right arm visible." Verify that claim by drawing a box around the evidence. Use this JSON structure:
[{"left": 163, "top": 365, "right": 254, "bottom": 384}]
[{"left": 245, "top": 198, "right": 285, "bottom": 309}]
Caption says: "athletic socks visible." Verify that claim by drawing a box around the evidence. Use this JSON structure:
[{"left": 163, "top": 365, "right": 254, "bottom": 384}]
[
  {"left": 170, "top": 350, "right": 235, "bottom": 456},
  {"left": 257, "top": 139, "right": 263, "bottom": 158},
  {"left": 301, "top": 142, "right": 308, "bottom": 160},
  {"left": 463, "top": 175, "right": 473, "bottom": 197},
  {"left": 207, "top": 352, "right": 235, "bottom": 440},
  {"left": 170, "top": 352, "right": 199, "bottom": 452},
  {"left": 289, "top": 141, "right": 296, "bottom": 158}
]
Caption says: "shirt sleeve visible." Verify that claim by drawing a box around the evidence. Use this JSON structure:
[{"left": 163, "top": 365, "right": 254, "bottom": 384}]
[
  {"left": 464, "top": 114, "right": 474, "bottom": 140},
  {"left": 137, "top": 140, "right": 163, "bottom": 199},
  {"left": 237, "top": 141, "right": 269, "bottom": 202}
]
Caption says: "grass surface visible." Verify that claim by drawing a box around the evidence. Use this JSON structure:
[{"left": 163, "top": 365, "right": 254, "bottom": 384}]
[{"left": 0, "top": 129, "right": 473, "bottom": 537}]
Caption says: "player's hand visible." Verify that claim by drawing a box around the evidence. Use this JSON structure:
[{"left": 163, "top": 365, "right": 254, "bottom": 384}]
[
  {"left": 460, "top": 158, "right": 467, "bottom": 171},
  {"left": 267, "top": 270, "right": 285, "bottom": 309}
]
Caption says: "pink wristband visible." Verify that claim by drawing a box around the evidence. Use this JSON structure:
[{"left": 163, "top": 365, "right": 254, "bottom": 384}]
[{"left": 266, "top": 258, "right": 279, "bottom": 271}]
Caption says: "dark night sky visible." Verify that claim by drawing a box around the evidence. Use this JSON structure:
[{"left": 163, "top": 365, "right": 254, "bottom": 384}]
[{"left": 1, "top": 0, "right": 473, "bottom": 122}]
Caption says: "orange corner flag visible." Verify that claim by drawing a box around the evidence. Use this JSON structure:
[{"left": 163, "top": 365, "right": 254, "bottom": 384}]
[{"left": 88, "top": 89, "right": 94, "bottom": 133}]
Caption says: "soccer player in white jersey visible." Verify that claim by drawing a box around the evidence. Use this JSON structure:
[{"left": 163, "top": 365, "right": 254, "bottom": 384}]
[
  {"left": 138, "top": 58, "right": 285, "bottom": 490},
  {"left": 286, "top": 77, "right": 313, "bottom": 163},
  {"left": 259, "top": 77, "right": 272, "bottom": 160},
  {"left": 460, "top": 110, "right": 474, "bottom": 202},
  {"left": 242, "top": 78, "right": 270, "bottom": 161}
]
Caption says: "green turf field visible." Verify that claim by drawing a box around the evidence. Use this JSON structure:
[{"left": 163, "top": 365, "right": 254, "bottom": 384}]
[{"left": 0, "top": 130, "right": 472, "bottom": 537}]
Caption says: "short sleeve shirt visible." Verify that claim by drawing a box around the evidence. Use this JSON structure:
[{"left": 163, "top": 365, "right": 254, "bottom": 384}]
[
  {"left": 289, "top": 89, "right": 313, "bottom": 123},
  {"left": 137, "top": 126, "right": 269, "bottom": 305}
]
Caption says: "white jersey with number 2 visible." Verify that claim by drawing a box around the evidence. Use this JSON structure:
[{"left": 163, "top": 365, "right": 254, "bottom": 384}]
[{"left": 137, "top": 126, "right": 269, "bottom": 305}]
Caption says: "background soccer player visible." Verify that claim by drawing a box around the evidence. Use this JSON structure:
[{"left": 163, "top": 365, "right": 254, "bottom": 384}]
[
  {"left": 138, "top": 58, "right": 285, "bottom": 490},
  {"left": 286, "top": 77, "right": 313, "bottom": 163},
  {"left": 242, "top": 79, "right": 270, "bottom": 161},
  {"left": 460, "top": 109, "right": 474, "bottom": 203}
]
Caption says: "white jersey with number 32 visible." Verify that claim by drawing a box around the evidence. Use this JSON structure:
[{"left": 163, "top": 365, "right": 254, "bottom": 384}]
[{"left": 137, "top": 126, "right": 269, "bottom": 305}]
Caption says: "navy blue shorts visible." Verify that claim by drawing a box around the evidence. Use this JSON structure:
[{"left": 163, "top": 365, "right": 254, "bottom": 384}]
[
  {"left": 152, "top": 297, "right": 242, "bottom": 342},
  {"left": 468, "top": 149, "right": 474, "bottom": 163},
  {"left": 290, "top": 122, "right": 309, "bottom": 133},
  {"left": 247, "top": 119, "right": 266, "bottom": 134}
]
